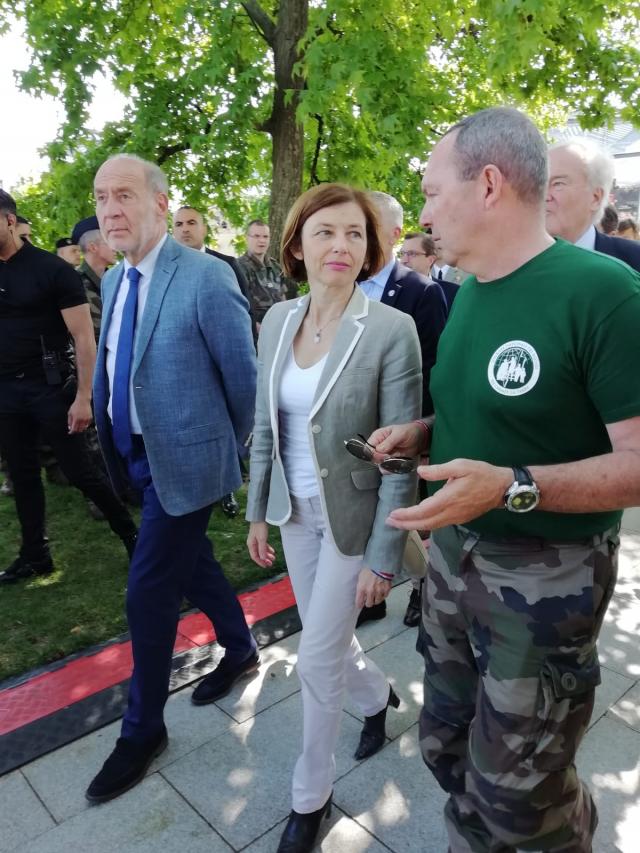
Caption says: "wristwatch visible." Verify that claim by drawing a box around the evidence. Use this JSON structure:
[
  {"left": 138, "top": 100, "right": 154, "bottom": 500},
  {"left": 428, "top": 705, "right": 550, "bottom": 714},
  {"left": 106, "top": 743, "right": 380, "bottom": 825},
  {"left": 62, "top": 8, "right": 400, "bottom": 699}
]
[{"left": 504, "top": 466, "right": 540, "bottom": 513}]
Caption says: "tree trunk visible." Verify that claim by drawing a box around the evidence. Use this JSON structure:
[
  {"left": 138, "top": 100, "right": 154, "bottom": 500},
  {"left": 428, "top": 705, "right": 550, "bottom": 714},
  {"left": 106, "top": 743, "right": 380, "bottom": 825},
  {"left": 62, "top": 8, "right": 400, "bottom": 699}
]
[{"left": 268, "top": 0, "right": 308, "bottom": 259}]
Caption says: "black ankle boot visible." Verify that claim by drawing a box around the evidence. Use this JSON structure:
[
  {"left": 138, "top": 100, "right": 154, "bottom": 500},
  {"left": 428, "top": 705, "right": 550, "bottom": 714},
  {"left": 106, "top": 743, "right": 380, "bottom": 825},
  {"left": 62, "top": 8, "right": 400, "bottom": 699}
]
[
  {"left": 356, "top": 600, "right": 387, "bottom": 627},
  {"left": 354, "top": 686, "right": 400, "bottom": 760},
  {"left": 276, "top": 795, "right": 332, "bottom": 853}
]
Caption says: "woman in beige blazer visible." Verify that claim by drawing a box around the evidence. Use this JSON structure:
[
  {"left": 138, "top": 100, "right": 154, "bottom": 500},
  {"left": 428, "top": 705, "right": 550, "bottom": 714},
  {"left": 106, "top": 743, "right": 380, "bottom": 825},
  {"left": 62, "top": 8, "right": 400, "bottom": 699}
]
[{"left": 246, "top": 184, "right": 422, "bottom": 853}]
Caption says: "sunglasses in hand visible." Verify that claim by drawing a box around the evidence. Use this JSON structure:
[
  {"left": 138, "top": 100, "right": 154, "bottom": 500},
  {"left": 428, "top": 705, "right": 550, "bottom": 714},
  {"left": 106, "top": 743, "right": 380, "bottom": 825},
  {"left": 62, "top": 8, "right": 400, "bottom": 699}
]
[{"left": 344, "top": 434, "right": 417, "bottom": 474}]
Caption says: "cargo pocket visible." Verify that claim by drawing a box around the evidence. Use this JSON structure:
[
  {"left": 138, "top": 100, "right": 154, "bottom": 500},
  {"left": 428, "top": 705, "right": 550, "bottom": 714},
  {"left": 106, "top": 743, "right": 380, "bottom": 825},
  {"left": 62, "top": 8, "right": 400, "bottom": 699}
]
[
  {"left": 530, "top": 651, "right": 601, "bottom": 772},
  {"left": 543, "top": 653, "right": 601, "bottom": 700}
]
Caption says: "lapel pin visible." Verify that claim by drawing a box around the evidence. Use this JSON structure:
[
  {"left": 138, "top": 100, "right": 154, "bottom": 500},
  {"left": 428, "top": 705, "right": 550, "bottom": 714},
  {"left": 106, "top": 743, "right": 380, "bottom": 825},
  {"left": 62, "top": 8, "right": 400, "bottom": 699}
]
[{"left": 388, "top": 289, "right": 395, "bottom": 296}]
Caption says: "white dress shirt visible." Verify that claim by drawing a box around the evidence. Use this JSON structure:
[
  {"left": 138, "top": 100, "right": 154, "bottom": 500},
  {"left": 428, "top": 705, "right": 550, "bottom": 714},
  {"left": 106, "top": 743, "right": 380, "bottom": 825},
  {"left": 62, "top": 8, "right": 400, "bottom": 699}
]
[
  {"left": 431, "top": 263, "right": 451, "bottom": 281},
  {"left": 574, "top": 225, "right": 597, "bottom": 251},
  {"left": 105, "top": 234, "right": 168, "bottom": 433},
  {"left": 359, "top": 257, "right": 395, "bottom": 302}
]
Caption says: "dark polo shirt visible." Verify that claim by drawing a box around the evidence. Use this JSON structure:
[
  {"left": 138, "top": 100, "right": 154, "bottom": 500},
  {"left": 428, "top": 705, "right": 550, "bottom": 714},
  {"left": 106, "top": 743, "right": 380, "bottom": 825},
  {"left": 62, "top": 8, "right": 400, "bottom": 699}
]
[{"left": 0, "top": 242, "right": 86, "bottom": 378}]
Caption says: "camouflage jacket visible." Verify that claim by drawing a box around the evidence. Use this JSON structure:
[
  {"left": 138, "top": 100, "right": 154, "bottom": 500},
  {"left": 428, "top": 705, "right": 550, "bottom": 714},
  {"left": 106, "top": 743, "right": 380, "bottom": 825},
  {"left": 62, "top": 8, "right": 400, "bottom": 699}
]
[
  {"left": 77, "top": 260, "right": 103, "bottom": 343},
  {"left": 237, "top": 253, "right": 296, "bottom": 323}
]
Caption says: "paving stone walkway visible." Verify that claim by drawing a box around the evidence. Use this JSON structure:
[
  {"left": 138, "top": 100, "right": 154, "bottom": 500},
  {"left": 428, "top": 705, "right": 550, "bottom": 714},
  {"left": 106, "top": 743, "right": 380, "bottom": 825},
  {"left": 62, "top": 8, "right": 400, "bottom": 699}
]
[{"left": 2, "top": 509, "right": 640, "bottom": 852}]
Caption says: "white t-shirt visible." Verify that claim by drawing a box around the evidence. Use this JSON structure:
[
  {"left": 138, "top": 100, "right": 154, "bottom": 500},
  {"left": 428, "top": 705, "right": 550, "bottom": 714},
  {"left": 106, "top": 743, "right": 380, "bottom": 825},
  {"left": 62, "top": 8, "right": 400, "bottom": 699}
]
[{"left": 278, "top": 348, "right": 327, "bottom": 497}]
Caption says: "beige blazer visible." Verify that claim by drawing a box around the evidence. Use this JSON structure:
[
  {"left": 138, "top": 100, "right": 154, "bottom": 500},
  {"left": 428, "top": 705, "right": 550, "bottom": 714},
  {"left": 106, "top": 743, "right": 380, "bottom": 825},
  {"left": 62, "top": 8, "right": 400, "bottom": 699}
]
[{"left": 246, "top": 287, "right": 422, "bottom": 574}]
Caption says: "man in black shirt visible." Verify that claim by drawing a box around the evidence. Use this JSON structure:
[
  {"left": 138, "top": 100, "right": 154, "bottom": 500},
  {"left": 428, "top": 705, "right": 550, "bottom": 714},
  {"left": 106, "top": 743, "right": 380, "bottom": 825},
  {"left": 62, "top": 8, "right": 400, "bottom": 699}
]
[
  {"left": 0, "top": 190, "right": 137, "bottom": 582},
  {"left": 15, "top": 216, "right": 32, "bottom": 244}
]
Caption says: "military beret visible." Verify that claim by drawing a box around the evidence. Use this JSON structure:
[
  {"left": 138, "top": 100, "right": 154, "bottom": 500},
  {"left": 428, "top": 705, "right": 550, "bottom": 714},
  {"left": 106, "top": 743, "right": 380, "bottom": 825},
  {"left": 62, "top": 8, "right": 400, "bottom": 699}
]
[
  {"left": 71, "top": 215, "right": 100, "bottom": 246},
  {"left": 55, "top": 237, "right": 75, "bottom": 249}
]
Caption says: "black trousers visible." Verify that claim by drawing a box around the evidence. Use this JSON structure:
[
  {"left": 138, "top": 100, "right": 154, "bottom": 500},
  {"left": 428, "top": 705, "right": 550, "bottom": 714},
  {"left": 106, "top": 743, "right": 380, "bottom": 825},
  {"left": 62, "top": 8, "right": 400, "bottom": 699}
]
[{"left": 0, "top": 376, "right": 136, "bottom": 561}]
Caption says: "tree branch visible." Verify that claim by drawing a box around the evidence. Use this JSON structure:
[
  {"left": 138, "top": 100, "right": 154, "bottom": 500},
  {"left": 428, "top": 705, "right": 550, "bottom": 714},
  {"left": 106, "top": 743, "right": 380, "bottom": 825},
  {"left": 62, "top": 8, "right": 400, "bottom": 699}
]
[
  {"left": 157, "top": 106, "right": 212, "bottom": 163},
  {"left": 309, "top": 113, "right": 324, "bottom": 185},
  {"left": 157, "top": 141, "right": 190, "bottom": 163},
  {"left": 241, "top": 0, "right": 276, "bottom": 47}
]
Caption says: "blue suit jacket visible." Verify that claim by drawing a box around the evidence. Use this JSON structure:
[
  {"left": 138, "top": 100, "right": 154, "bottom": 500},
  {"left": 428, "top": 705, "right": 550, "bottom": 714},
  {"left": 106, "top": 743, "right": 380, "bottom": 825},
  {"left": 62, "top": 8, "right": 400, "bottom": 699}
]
[
  {"left": 594, "top": 231, "right": 640, "bottom": 273},
  {"left": 380, "top": 261, "right": 446, "bottom": 415},
  {"left": 94, "top": 235, "right": 257, "bottom": 516},
  {"left": 205, "top": 246, "right": 257, "bottom": 340}
]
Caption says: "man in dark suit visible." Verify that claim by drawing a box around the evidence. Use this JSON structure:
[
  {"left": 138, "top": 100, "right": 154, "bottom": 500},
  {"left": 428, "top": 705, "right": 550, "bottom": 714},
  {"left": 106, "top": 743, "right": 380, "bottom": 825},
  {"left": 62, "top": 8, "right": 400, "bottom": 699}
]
[
  {"left": 397, "top": 230, "right": 463, "bottom": 315},
  {"left": 87, "top": 155, "right": 258, "bottom": 804},
  {"left": 366, "top": 193, "right": 446, "bottom": 416},
  {"left": 547, "top": 139, "right": 640, "bottom": 273},
  {"left": 172, "top": 205, "right": 252, "bottom": 301},
  {"left": 172, "top": 205, "right": 255, "bottom": 518},
  {"left": 358, "top": 192, "right": 447, "bottom": 628}
]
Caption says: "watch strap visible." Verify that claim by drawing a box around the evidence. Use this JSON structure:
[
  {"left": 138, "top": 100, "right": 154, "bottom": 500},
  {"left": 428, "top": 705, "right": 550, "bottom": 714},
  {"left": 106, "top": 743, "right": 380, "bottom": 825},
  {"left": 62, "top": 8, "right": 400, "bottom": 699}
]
[{"left": 512, "top": 465, "right": 533, "bottom": 487}]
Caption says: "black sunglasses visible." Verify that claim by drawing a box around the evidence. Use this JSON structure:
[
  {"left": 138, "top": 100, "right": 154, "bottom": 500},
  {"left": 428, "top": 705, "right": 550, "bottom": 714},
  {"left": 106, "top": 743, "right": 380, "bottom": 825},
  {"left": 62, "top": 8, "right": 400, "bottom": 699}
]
[{"left": 344, "top": 434, "right": 416, "bottom": 474}]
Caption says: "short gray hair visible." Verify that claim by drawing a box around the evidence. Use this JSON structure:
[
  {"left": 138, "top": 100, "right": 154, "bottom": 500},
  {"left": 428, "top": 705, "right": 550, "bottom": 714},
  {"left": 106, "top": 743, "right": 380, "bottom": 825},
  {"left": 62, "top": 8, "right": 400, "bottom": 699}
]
[
  {"left": 445, "top": 107, "right": 548, "bottom": 205},
  {"left": 103, "top": 153, "right": 168, "bottom": 195},
  {"left": 78, "top": 229, "right": 103, "bottom": 252},
  {"left": 368, "top": 191, "right": 403, "bottom": 229},
  {"left": 549, "top": 138, "right": 615, "bottom": 221}
]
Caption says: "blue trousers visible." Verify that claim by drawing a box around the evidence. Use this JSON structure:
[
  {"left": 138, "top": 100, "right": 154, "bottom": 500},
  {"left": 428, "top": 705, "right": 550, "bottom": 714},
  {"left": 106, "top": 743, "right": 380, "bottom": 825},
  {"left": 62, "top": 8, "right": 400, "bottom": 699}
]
[{"left": 121, "top": 439, "right": 256, "bottom": 742}]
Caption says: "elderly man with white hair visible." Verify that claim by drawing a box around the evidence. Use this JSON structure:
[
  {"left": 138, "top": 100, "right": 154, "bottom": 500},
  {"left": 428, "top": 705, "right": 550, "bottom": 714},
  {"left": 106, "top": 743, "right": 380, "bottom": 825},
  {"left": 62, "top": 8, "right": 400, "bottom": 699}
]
[{"left": 546, "top": 138, "right": 640, "bottom": 271}]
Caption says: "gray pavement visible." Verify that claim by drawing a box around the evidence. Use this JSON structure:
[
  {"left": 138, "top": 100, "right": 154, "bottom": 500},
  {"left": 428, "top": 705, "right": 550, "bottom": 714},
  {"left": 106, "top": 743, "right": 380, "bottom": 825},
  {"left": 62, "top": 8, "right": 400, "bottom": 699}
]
[{"left": 3, "top": 510, "right": 640, "bottom": 852}]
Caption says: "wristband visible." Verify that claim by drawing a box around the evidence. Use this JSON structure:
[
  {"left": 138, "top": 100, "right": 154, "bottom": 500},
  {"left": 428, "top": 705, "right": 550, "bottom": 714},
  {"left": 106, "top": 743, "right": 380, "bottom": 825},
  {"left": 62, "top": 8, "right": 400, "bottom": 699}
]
[{"left": 370, "top": 568, "right": 394, "bottom": 581}]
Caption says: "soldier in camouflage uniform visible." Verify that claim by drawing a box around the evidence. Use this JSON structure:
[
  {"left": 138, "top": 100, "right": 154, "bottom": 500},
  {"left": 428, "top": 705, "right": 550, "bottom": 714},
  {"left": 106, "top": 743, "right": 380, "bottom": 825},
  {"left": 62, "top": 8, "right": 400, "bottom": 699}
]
[
  {"left": 237, "top": 219, "right": 296, "bottom": 330},
  {"left": 72, "top": 215, "right": 116, "bottom": 344},
  {"left": 72, "top": 216, "right": 118, "bottom": 517},
  {"left": 368, "top": 107, "right": 640, "bottom": 851}
]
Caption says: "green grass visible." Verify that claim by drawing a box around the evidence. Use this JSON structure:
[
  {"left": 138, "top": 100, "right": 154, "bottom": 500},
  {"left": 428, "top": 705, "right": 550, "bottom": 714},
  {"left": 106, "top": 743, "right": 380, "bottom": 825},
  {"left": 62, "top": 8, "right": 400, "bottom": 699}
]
[{"left": 0, "top": 482, "right": 286, "bottom": 682}]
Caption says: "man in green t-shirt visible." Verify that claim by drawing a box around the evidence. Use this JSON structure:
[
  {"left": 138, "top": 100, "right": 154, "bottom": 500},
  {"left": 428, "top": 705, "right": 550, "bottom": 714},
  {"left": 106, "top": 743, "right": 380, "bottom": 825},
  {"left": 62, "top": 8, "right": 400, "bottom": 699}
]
[{"left": 368, "top": 107, "right": 640, "bottom": 852}]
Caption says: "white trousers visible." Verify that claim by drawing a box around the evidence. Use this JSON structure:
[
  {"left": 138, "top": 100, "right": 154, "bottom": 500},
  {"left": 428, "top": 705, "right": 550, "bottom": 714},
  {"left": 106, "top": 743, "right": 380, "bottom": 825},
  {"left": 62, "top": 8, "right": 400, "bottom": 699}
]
[{"left": 280, "top": 494, "right": 389, "bottom": 813}]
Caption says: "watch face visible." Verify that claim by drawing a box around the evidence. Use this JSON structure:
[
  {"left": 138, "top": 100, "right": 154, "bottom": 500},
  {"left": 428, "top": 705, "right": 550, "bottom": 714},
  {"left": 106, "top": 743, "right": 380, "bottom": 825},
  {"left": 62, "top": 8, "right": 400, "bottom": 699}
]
[{"left": 510, "top": 489, "right": 538, "bottom": 512}]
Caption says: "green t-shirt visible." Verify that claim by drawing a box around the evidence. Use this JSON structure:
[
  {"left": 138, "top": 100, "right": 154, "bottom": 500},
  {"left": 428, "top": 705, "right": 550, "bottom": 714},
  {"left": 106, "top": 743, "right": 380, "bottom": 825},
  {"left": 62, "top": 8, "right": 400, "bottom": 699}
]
[{"left": 429, "top": 239, "right": 640, "bottom": 539}]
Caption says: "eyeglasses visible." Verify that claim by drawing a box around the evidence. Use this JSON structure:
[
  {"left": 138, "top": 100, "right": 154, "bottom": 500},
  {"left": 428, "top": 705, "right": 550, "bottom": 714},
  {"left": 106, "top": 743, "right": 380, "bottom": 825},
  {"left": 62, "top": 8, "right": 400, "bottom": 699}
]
[
  {"left": 397, "top": 250, "right": 427, "bottom": 259},
  {"left": 344, "top": 434, "right": 416, "bottom": 474}
]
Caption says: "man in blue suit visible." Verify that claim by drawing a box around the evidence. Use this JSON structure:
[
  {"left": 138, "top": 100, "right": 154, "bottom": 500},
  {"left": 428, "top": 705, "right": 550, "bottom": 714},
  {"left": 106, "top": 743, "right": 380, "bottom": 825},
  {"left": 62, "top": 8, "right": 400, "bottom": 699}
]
[
  {"left": 547, "top": 139, "right": 640, "bottom": 273},
  {"left": 87, "top": 154, "right": 258, "bottom": 803}
]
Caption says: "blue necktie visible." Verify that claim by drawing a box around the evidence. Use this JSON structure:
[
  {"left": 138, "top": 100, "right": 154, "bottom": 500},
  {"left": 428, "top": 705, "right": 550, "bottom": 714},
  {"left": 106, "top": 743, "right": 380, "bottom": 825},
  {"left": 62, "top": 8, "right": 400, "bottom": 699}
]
[{"left": 112, "top": 267, "right": 141, "bottom": 457}]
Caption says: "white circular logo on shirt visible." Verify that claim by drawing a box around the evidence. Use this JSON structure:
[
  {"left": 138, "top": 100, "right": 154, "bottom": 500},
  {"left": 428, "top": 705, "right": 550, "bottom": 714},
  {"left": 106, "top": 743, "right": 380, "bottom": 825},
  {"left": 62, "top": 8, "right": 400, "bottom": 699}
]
[{"left": 488, "top": 340, "right": 540, "bottom": 396}]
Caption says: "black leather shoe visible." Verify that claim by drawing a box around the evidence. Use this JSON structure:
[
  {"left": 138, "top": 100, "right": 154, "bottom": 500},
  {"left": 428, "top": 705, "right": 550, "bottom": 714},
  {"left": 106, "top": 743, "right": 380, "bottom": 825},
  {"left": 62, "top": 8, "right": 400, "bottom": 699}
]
[
  {"left": 192, "top": 651, "right": 260, "bottom": 704},
  {"left": 220, "top": 492, "right": 239, "bottom": 519},
  {"left": 403, "top": 585, "right": 422, "bottom": 628},
  {"left": 85, "top": 727, "right": 168, "bottom": 803},
  {"left": 356, "top": 600, "right": 387, "bottom": 628},
  {"left": 277, "top": 795, "right": 332, "bottom": 853},
  {"left": 0, "top": 554, "right": 54, "bottom": 584},
  {"left": 354, "top": 686, "right": 400, "bottom": 760},
  {"left": 121, "top": 533, "right": 138, "bottom": 560}
]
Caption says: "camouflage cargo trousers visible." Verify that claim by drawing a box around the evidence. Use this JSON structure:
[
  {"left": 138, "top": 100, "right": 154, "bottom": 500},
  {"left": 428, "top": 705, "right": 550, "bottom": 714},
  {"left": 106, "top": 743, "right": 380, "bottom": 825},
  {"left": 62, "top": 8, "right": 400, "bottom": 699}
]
[{"left": 418, "top": 523, "right": 619, "bottom": 852}]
